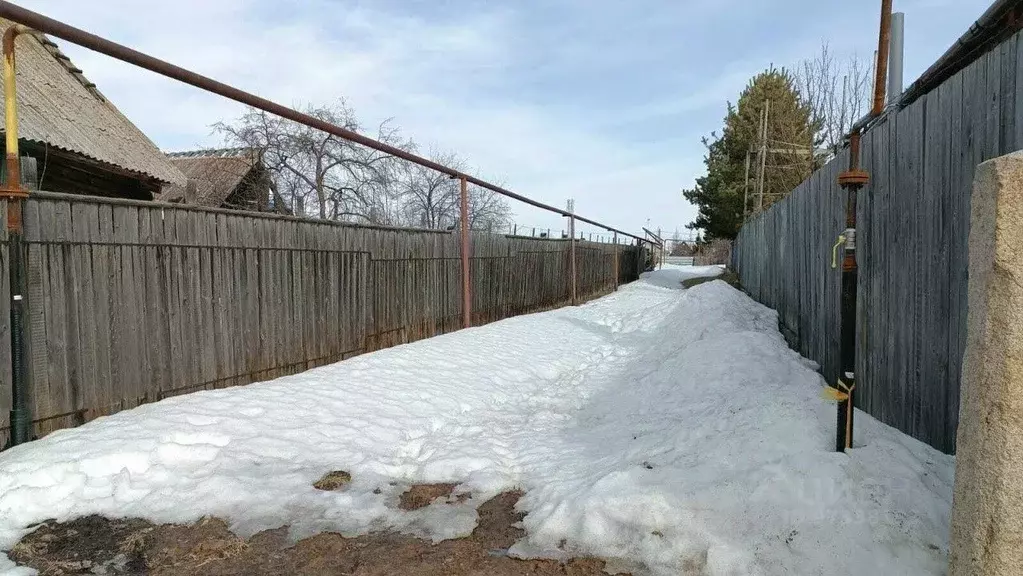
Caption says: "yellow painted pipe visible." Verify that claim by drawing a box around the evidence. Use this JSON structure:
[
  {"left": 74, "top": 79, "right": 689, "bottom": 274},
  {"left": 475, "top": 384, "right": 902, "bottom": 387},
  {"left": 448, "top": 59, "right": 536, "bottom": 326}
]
[{"left": 2, "top": 24, "right": 28, "bottom": 192}]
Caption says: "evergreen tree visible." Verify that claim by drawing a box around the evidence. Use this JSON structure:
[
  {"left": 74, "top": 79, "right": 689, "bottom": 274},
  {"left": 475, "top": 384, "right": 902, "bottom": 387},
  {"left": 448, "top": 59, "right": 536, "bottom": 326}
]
[{"left": 684, "top": 67, "right": 818, "bottom": 239}]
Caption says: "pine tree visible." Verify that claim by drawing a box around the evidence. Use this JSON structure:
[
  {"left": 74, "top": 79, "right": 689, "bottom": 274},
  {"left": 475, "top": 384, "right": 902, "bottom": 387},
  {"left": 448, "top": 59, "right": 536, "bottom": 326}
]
[{"left": 684, "top": 67, "right": 818, "bottom": 239}]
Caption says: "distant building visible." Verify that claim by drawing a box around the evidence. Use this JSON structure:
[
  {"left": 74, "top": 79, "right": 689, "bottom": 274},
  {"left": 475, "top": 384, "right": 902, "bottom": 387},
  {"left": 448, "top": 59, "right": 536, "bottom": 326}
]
[
  {"left": 0, "top": 19, "right": 185, "bottom": 199},
  {"left": 159, "top": 147, "right": 274, "bottom": 212}
]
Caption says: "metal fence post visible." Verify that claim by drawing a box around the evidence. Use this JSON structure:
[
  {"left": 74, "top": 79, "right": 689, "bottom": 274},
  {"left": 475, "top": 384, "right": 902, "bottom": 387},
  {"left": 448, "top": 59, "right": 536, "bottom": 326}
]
[
  {"left": 459, "top": 176, "right": 470, "bottom": 328},
  {"left": 568, "top": 212, "right": 577, "bottom": 305},
  {"left": 613, "top": 231, "right": 619, "bottom": 291}
]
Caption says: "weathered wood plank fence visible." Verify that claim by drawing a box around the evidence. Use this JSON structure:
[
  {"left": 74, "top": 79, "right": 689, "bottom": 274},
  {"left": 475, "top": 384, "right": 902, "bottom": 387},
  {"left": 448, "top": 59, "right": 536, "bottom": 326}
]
[
  {"left": 0, "top": 191, "right": 642, "bottom": 445},
  {"left": 735, "top": 28, "right": 1023, "bottom": 453}
]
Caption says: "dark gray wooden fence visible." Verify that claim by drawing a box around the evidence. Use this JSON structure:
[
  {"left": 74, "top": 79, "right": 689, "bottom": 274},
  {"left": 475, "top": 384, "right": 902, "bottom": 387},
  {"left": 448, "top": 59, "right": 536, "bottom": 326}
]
[
  {"left": 0, "top": 191, "right": 642, "bottom": 445},
  {"left": 735, "top": 29, "right": 1023, "bottom": 454}
]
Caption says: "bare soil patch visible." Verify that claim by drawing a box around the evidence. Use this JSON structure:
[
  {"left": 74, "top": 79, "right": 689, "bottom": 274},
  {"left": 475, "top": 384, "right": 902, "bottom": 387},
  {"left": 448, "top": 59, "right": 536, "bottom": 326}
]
[
  {"left": 397, "top": 482, "right": 465, "bottom": 511},
  {"left": 8, "top": 491, "right": 629, "bottom": 576}
]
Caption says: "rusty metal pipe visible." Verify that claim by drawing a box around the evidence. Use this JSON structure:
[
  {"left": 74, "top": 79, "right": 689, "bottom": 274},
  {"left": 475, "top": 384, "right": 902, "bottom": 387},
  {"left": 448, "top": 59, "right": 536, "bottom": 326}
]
[
  {"left": 0, "top": 1, "right": 656, "bottom": 245},
  {"left": 872, "top": 0, "right": 894, "bottom": 116},
  {"left": 848, "top": 131, "right": 861, "bottom": 173},
  {"left": 459, "top": 177, "right": 470, "bottom": 329},
  {"left": 832, "top": 0, "right": 892, "bottom": 453}
]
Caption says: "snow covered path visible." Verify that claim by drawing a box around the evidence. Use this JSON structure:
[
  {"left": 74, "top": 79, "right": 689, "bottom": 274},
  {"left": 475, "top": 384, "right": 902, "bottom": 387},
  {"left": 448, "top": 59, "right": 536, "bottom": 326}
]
[{"left": 0, "top": 265, "right": 954, "bottom": 575}]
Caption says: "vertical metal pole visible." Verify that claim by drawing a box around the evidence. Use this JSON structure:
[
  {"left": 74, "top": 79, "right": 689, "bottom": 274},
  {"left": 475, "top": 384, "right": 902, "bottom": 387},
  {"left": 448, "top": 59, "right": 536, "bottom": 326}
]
[
  {"left": 459, "top": 176, "right": 470, "bottom": 328},
  {"left": 3, "top": 26, "right": 31, "bottom": 446},
  {"left": 835, "top": 132, "right": 867, "bottom": 453},
  {"left": 569, "top": 214, "right": 577, "bottom": 305},
  {"left": 832, "top": 0, "right": 891, "bottom": 452},
  {"left": 887, "top": 12, "right": 905, "bottom": 104},
  {"left": 657, "top": 228, "right": 663, "bottom": 270},
  {"left": 613, "top": 231, "right": 619, "bottom": 291},
  {"left": 872, "top": 0, "right": 893, "bottom": 116}
]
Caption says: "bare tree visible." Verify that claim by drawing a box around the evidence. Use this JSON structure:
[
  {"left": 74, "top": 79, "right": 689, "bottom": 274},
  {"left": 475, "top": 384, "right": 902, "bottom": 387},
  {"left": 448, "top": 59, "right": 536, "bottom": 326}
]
[
  {"left": 215, "top": 100, "right": 396, "bottom": 222},
  {"left": 387, "top": 149, "right": 512, "bottom": 231},
  {"left": 392, "top": 149, "right": 462, "bottom": 228},
  {"left": 466, "top": 180, "right": 512, "bottom": 232},
  {"left": 798, "top": 43, "right": 873, "bottom": 157},
  {"left": 215, "top": 99, "right": 512, "bottom": 230}
]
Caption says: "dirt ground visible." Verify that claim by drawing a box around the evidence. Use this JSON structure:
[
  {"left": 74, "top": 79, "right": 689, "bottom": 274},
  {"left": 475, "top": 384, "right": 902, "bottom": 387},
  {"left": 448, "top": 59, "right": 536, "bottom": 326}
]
[{"left": 8, "top": 487, "right": 630, "bottom": 576}]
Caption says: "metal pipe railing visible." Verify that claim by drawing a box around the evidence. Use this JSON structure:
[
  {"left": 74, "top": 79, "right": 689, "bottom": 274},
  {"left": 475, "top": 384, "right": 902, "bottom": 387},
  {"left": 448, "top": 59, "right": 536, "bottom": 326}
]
[{"left": 0, "top": 1, "right": 653, "bottom": 246}]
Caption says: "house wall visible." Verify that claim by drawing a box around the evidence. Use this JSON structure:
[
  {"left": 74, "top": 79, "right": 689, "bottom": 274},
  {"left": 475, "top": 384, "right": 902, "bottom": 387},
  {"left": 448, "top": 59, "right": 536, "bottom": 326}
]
[{"left": 18, "top": 142, "right": 156, "bottom": 200}]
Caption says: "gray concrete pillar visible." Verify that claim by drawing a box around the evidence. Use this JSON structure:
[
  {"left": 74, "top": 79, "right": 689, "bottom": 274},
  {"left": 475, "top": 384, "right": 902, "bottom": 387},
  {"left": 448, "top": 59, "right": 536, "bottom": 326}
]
[{"left": 949, "top": 151, "right": 1023, "bottom": 575}]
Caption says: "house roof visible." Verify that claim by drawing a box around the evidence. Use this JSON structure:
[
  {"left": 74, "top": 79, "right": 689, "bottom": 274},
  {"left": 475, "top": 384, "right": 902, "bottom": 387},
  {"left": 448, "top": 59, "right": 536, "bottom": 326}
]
[
  {"left": 159, "top": 147, "right": 260, "bottom": 207},
  {"left": 0, "top": 19, "right": 185, "bottom": 186}
]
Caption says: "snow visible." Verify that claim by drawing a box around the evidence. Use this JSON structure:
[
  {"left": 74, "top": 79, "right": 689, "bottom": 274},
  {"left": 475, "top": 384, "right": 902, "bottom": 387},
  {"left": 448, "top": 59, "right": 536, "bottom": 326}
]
[
  {"left": 0, "top": 265, "right": 954, "bottom": 575},
  {"left": 642, "top": 263, "right": 722, "bottom": 288}
]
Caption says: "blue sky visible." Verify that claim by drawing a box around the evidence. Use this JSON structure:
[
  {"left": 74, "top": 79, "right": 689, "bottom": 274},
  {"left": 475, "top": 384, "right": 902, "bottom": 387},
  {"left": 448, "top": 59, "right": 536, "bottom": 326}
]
[{"left": 19, "top": 0, "right": 998, "bottom": 239}]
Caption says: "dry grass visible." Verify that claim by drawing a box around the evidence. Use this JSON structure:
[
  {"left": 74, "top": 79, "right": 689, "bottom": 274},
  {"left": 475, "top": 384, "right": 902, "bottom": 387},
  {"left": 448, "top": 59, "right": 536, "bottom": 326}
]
[
  {"left": 681, "top": 269, "right": 740, "bottom": 289},
  {"left": 8, "top": 491, "right": 630, "bottom": 576},
  {"left": 313, "top": 470, "right": 352, "bottom": 491}
]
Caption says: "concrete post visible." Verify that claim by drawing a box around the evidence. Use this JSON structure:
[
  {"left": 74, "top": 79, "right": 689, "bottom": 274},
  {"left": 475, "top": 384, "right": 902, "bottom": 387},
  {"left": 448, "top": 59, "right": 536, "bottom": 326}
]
[{"left": 949, "top": 151, "right": 1023, "bottom": 576}]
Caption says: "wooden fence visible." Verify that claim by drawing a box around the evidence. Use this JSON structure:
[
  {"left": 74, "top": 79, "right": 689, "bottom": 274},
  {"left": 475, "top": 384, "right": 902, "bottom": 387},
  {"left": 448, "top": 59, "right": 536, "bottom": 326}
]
[
  {"left": 735, "top": 28, "right": 1023, "bottom": 454},
  {"left": 0, "top": 191, "right": 642, "bottom": 445}
]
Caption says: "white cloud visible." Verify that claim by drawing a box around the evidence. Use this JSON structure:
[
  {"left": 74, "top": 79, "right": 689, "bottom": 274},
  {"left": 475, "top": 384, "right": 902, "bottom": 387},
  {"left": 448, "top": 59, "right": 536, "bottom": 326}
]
[
  {"left": 18, "top": 0, "right": 697, "bottom": 233},
  {"left": 10, "top": 0, "right": 995, "bottom": 235}
]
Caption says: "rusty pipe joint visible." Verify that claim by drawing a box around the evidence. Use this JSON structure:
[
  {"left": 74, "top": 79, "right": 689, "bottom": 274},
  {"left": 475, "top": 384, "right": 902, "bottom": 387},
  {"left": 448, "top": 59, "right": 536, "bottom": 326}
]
[
  {"left": 838, "top": 169, "right": 870, "bottom": 189},
  {"left": 838, "top": 127, "right": 869, "bottom": 191},
  {"left": 0, "top": 23, "right": 30, "bottom": 200}
]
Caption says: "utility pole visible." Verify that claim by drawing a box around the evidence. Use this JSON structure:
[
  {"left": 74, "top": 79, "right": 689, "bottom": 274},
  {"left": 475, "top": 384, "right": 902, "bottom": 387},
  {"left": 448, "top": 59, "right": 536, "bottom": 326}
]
[
  {"left": 743, "top": 149, "right": 752, "bottom": 221},
  {"left": 657, "top": 227, "right": 663, "bottom": 270},
  {"left": 757, "top": 99, "right": 771, "bottom": 213}
]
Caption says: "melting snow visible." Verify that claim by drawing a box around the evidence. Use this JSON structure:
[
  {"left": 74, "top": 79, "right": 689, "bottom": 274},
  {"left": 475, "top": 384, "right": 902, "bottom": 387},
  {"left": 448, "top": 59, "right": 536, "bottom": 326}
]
[{"left": 0, "top": 265, "right": 953, "bottom": 575}]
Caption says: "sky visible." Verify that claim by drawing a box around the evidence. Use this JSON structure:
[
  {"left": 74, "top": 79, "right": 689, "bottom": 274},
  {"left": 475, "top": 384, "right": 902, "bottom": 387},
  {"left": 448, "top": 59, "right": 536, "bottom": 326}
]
[{"left": 15, "top": 0, "right": 1000, "bottom": 241}]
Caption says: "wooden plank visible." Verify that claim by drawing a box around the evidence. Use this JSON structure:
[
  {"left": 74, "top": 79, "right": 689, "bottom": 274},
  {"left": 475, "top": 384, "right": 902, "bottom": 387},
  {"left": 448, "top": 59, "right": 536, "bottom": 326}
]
[
  {"left": 1000, "top": 34, "right": 1017, "bottom": 152},
  {"left": 198, "top": 213, "right": 217, "bottom": 385},
  {"left": 948, "top": 62, "right": 971, "bottom": 452},
  {"left": 141, "top": 208, "right": 168, "bottom": 400},
  {"left": 0, "top": 200, "right": 9, "bottom": 442},
  {"left": 985, "top": 46, "right": 1002, "bottom": 160},
  {"left": 25, "top": 199, "right": 52, "bottom": 431},
  {"left": 48, "top": 201, "right": 75, "bottom": 430},
  {"left": 93, "top": 204, "right": 115, "bottom": 416}
]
